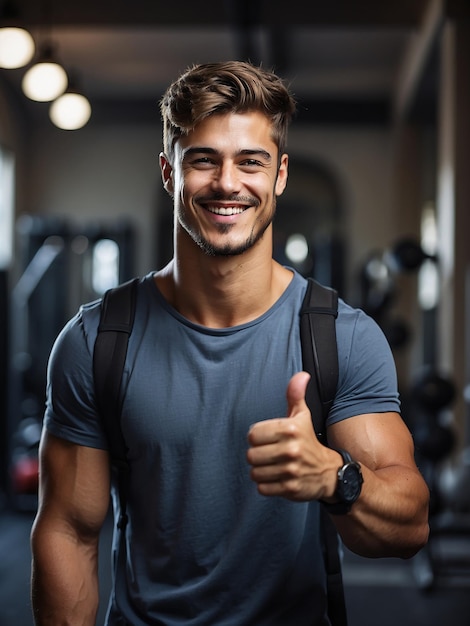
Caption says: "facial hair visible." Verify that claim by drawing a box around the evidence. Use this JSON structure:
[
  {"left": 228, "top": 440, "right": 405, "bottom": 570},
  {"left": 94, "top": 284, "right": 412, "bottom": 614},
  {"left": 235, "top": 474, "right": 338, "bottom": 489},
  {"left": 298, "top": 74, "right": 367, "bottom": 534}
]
[{"left": 180, "top": 196, "right": 277, "bottom": 258}]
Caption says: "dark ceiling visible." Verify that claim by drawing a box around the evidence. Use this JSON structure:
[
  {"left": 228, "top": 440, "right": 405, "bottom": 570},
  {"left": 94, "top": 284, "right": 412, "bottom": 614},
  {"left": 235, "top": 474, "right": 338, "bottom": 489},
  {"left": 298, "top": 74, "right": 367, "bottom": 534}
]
[
  {"left": 1, "top": 0, "right": 455, "bottom": 126},
  {"left": 13, "top": 0, "right": 431, "bottom": 28}
]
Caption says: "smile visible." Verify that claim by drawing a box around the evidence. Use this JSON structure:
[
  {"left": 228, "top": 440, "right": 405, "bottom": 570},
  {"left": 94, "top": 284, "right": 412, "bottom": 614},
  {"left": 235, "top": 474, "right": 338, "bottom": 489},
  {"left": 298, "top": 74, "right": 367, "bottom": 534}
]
[{"left": 205, "top": 206, "right": 246, "bottom": 216}]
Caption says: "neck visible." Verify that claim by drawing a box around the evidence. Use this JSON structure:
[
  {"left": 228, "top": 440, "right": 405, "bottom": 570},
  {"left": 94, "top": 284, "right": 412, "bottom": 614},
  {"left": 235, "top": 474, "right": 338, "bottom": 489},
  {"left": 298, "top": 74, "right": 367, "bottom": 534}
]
[{"left": 155, "top": 230, "right": 292, "bottom": 328}]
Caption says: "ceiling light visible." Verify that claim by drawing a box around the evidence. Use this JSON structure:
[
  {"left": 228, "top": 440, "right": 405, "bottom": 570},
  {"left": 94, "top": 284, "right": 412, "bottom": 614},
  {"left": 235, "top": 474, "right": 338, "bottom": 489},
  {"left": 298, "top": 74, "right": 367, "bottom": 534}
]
[
  {"left": 49, "top": 91, "right": 91, "bottom": 130},
  {"left": 22, "top": 44, "right": 67, "bottom": 102},
  {"left": 0, "top": 0, "right": 35, "bottom": 68},
  {"left": 0, "top": 26, "right": 35, "bottom": 68}
]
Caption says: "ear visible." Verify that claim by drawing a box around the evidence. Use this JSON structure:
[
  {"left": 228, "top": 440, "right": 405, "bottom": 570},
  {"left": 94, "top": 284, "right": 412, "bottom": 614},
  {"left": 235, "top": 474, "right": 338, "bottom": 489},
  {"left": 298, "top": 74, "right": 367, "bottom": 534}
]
[
  {"left": 275, "top": 153, "right": 289, "bottom": 197},
  {"left": 159, "top": 152, "right": 174, "bottom": 196}
]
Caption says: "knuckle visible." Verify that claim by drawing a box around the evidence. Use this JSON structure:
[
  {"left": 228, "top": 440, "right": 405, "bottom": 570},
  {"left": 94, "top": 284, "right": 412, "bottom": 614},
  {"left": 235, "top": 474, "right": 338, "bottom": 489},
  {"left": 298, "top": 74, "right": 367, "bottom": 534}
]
[
  {"left": 284, "top": 441, "right": 301, "bottom": 460},
  {"left": 281, "top": 478, "right": 302, "bottom": 498},
  {"left": 284, "top": 421, "right": 299, "bottom": 436},
  {"left": 282, "top": 460, "right": 301, "bottom": 482}
]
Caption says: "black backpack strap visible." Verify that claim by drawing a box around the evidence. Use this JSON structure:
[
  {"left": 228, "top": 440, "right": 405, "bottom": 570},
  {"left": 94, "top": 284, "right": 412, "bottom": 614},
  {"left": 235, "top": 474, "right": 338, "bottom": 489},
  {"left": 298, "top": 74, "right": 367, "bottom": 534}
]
[
  {"left": 93, "top": 277, "right": 139, "bottom": 529},
  {"left": 300, "top": 277, "right": 339, "bottom": 444},
  {"left": 300, "top": 278, "right": 347, "bottom": 626},
  {"left": 320, "top": 512, "right": 348, "bottom": 626}
]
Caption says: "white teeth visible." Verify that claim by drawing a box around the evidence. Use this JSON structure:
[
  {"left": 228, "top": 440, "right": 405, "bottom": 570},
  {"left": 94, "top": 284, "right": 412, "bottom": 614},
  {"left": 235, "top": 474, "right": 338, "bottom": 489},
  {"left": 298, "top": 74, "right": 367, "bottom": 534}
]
[{"left": 206, "top": 206, "right": 244, "bottom": 216}]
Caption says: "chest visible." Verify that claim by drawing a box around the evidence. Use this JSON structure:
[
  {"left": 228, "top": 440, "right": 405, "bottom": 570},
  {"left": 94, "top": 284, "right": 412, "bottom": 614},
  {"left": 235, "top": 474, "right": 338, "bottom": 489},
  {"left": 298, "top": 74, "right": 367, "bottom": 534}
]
[{"left": 119, "top": 317, "right": 303, "bottom": 454}]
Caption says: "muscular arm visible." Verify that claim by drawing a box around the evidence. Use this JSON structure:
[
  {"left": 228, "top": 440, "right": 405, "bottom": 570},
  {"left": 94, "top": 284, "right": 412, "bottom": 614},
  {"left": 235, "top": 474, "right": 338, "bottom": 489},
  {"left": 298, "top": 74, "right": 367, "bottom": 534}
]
[
  {"left": 31, "top": 432, "right": 111, "bottom": 625},
  {"left": 326, "top": 410, "right": 429, "bottom": 558},
  {"left": 247, "top": 372, "right": 429, "bottom": 559}
]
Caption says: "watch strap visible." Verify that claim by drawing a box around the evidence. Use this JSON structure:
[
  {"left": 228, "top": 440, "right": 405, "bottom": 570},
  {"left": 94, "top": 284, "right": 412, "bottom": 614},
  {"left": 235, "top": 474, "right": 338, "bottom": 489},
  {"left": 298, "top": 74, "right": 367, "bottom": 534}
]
[{"left": 320, "top": 448, "right": 362, "bottom": 515}]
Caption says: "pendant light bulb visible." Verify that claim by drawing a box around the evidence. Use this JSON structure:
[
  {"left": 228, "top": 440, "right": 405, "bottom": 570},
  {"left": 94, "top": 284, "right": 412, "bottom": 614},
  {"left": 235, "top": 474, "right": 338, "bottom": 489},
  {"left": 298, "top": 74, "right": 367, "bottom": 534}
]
[
  {"left": 49, "top": 91, "right": 91, "bottom": 130},
  {"left": 0, "top": 26, "right": 35, "bottom": 68},
  {"left": 22, "top": 45, "right": 68, "bottom": 102}
]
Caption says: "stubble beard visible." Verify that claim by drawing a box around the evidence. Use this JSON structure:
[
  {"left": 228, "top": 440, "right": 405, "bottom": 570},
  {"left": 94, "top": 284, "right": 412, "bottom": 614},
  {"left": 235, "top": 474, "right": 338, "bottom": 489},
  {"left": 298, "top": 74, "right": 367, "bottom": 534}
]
[{"left": 181, "top": 201, "right": 277, "bottom": 258}]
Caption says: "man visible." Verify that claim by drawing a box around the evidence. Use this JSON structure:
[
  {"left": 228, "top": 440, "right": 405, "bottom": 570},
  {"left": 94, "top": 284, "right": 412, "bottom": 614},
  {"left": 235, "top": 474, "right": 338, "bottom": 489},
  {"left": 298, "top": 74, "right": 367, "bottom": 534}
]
[{"left": 31, "top": 61, "right": 429, "bottom": 625}]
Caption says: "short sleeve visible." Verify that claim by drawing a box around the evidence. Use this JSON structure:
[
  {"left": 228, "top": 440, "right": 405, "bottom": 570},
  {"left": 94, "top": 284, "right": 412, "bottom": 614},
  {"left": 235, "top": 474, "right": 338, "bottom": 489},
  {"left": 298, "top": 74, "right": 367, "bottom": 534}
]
[
  {"left": 44, "top": 304, "right": 109, "bottom": 450},
  {"left": 327, "top": 303, "right": 400, "bottom": 426}
]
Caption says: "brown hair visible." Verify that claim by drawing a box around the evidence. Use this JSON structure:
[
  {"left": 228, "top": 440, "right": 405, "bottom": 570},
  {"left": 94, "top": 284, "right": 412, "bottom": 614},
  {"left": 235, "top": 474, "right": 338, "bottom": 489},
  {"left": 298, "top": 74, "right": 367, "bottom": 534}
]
[{"left": 160, "top": 61, "right": 296, "bottom": 162}]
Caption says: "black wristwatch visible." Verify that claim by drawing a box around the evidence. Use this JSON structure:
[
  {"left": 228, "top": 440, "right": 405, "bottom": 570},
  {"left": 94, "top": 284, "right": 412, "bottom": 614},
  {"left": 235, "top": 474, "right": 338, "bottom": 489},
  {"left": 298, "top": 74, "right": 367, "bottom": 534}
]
[{"left": 320, "top": 449, "right": 363, "bottom": 515}]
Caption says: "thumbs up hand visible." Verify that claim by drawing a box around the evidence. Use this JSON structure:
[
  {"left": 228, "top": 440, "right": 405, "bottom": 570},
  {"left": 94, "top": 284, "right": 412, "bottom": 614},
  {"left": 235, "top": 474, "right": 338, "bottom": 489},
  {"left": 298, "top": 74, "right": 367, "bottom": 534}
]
[{"left": 247, "top": 371, "right": 337, "bottom": 501}]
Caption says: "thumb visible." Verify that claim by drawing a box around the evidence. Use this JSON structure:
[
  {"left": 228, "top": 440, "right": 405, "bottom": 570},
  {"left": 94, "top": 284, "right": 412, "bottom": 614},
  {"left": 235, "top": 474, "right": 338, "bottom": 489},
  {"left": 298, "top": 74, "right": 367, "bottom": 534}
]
[{"left": 286, "top": 371, "right": 311, "bottom": 418}]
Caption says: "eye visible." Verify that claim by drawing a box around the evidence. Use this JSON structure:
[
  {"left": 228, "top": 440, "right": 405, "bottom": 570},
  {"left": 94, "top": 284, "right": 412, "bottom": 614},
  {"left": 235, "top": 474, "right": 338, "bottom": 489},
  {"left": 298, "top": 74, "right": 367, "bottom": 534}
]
[
  {"left": 187, "top": 156, "right": 216, "bottom": 169},
  {"left": 238, "top": 158, "right": 267, "bottom": 172}
]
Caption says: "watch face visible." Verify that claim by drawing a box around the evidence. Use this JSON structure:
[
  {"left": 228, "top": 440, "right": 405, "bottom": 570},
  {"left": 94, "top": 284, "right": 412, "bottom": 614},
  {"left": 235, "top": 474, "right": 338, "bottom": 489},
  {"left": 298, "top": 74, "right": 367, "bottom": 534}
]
[{"left": 340, "top": 463, "right": 362, "bottom": 502}]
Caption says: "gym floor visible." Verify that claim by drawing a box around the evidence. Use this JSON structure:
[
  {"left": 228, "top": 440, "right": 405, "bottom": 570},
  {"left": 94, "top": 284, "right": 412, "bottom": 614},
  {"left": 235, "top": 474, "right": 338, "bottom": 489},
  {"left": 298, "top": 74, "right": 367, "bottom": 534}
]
[{"left": 1, "top": 504, "right": 469, "bottom": 626}]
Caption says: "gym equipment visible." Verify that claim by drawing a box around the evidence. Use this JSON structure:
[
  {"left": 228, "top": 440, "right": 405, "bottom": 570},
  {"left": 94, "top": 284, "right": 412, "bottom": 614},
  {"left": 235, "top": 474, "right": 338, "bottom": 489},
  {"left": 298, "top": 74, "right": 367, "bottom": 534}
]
[
  {"left": 389, "top": 237, "right": 437, "bottom": 272},
  {"left": 6, "top": 216, "right": 136, "bottom": 510},
  {"left": 411, "top": 368, "right": 456, "bottom": 413}
]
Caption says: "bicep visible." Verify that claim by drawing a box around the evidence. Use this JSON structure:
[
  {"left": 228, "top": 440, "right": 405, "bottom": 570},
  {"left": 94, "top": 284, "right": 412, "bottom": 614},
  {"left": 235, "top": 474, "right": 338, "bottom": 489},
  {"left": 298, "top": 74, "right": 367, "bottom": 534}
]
[
  {"left": 37, "top": 431, "right": 111, "bottom": 537},
  {"left": 327, "top": 412, "right": 417, "bottom": 471}
]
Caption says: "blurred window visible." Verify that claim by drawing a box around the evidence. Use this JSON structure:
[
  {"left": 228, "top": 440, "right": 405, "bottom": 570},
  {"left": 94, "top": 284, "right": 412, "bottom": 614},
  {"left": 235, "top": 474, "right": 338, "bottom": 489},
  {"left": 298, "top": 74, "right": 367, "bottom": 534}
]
[
  {"left": 419, "top": 202, "right": 439, "bottom": 310},
  {"left": 0, "top": 145, "right": 15, "bottom": 269},
  {"left": 92, "top": 238, "right": 120, "bottom": 294}
]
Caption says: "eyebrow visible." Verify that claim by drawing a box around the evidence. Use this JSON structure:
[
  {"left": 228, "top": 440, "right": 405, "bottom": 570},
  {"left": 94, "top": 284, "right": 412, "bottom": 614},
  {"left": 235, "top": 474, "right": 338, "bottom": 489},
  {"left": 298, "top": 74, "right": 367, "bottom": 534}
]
[{"left": 182, "top": 147, "right": 273, "bottom": 162}]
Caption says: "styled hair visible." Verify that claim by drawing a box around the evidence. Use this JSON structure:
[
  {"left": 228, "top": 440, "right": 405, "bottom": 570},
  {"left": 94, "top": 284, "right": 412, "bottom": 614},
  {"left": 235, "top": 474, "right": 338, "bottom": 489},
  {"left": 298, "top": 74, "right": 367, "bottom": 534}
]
[{"left": 160, "top": 61, "right": 296, "bottom": 162}]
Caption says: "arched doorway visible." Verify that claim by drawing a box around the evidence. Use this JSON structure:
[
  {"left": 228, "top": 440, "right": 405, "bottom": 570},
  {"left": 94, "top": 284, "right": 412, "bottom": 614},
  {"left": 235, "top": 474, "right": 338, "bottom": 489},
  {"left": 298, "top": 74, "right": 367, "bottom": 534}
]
[{"left": 274, "top": 155, "right": 345, "bottom": 294}]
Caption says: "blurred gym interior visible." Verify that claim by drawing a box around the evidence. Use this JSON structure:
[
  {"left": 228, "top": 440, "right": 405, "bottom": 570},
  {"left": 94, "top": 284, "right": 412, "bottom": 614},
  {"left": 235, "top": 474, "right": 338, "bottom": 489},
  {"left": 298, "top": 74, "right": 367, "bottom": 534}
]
[{"left": 1, "top": 1, "right": 470, "bottom": 624}]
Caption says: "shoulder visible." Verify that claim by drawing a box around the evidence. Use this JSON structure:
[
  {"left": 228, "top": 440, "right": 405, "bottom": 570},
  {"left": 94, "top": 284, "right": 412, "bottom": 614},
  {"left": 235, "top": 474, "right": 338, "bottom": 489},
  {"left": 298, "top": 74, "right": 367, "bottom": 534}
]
[
  {"left": 49, "top": 299, "right": 101, "bottom": 365},
  {"left": 336, "top": 298, "right": 392, "bottom": 360},
  {"left": 62, "top": 273, "right": 156, "bottom": 351},
  {"left": 45, "top": 275, "right": 156, "bottom": 446},
  {"left": 292, "top": 274, "right": 385, "bottom": 347},
  {"left": 330, "top": 298, "right": 400, "bottom": 423}
]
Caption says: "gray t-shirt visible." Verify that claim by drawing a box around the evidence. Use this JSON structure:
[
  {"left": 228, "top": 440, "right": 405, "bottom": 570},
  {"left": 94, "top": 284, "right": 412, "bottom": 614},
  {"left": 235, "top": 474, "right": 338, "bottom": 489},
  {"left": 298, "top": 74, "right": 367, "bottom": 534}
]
[{"left": 44, "top": 270, "right": 399, "bottom": 625}]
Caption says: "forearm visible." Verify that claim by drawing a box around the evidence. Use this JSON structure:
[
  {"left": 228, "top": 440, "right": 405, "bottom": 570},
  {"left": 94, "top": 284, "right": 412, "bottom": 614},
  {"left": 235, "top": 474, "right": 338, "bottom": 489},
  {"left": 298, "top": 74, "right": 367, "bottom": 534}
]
[
  {"left": 31, "top": 520, "right": 100, "bottom": 625},
  {"left": 332, "top": 463, "right": 430, "bottom": 559}
]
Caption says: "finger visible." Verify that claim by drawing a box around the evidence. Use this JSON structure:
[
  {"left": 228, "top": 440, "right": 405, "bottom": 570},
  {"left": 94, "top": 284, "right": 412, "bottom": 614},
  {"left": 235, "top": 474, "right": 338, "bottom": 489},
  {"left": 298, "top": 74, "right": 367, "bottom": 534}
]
[
  {"left": 248, "top": 372, "right": 312, "bottom": 448},
  {"left": 247, "top": 418, "right": 285, "bottom": 447},
  {"left": 246, "top": 440, "right": 284, "bottom": 468},
  {"left": 250, "top": 463, "right": 288, "bottom": 483},
  {"left": 286, "top": 371, "right": 311, "bottom": 418}
]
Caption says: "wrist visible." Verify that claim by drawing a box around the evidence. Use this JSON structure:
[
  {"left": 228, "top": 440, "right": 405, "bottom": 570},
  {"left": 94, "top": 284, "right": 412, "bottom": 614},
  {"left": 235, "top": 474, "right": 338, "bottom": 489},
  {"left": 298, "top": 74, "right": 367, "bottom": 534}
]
[
  {"left": 321, "top": 449, "right": 345, "bottom": 502},
  {"left": 319, "top": 448, "right": 363, "bottom": 515}
]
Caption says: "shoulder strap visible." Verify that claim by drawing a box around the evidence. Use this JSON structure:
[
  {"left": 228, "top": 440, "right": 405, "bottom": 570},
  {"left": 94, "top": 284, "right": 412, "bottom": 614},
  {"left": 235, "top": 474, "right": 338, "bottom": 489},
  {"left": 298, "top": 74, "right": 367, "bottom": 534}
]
[
  {"left": 300, "top": 278, "right": 347, "bottom": 626},
  {"left": 93, "top": 277, "right": 139, "bottom": 528},
  {"left": 299, "top": 277, "right": 339, "bottom": 445}
]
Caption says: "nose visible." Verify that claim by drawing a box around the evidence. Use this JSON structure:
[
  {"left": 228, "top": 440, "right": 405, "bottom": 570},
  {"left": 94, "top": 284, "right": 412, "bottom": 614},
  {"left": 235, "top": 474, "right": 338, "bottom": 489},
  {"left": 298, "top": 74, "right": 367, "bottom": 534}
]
[{"left": 212, "top": 161, "right": 240, "bottom": 194}]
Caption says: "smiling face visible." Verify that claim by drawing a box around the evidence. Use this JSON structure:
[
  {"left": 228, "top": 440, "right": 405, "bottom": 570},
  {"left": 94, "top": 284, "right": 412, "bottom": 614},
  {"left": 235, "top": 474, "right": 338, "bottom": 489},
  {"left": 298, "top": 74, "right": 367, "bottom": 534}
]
[{"left": 160, "top": 111, "right": 288, "bottom": 257}]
